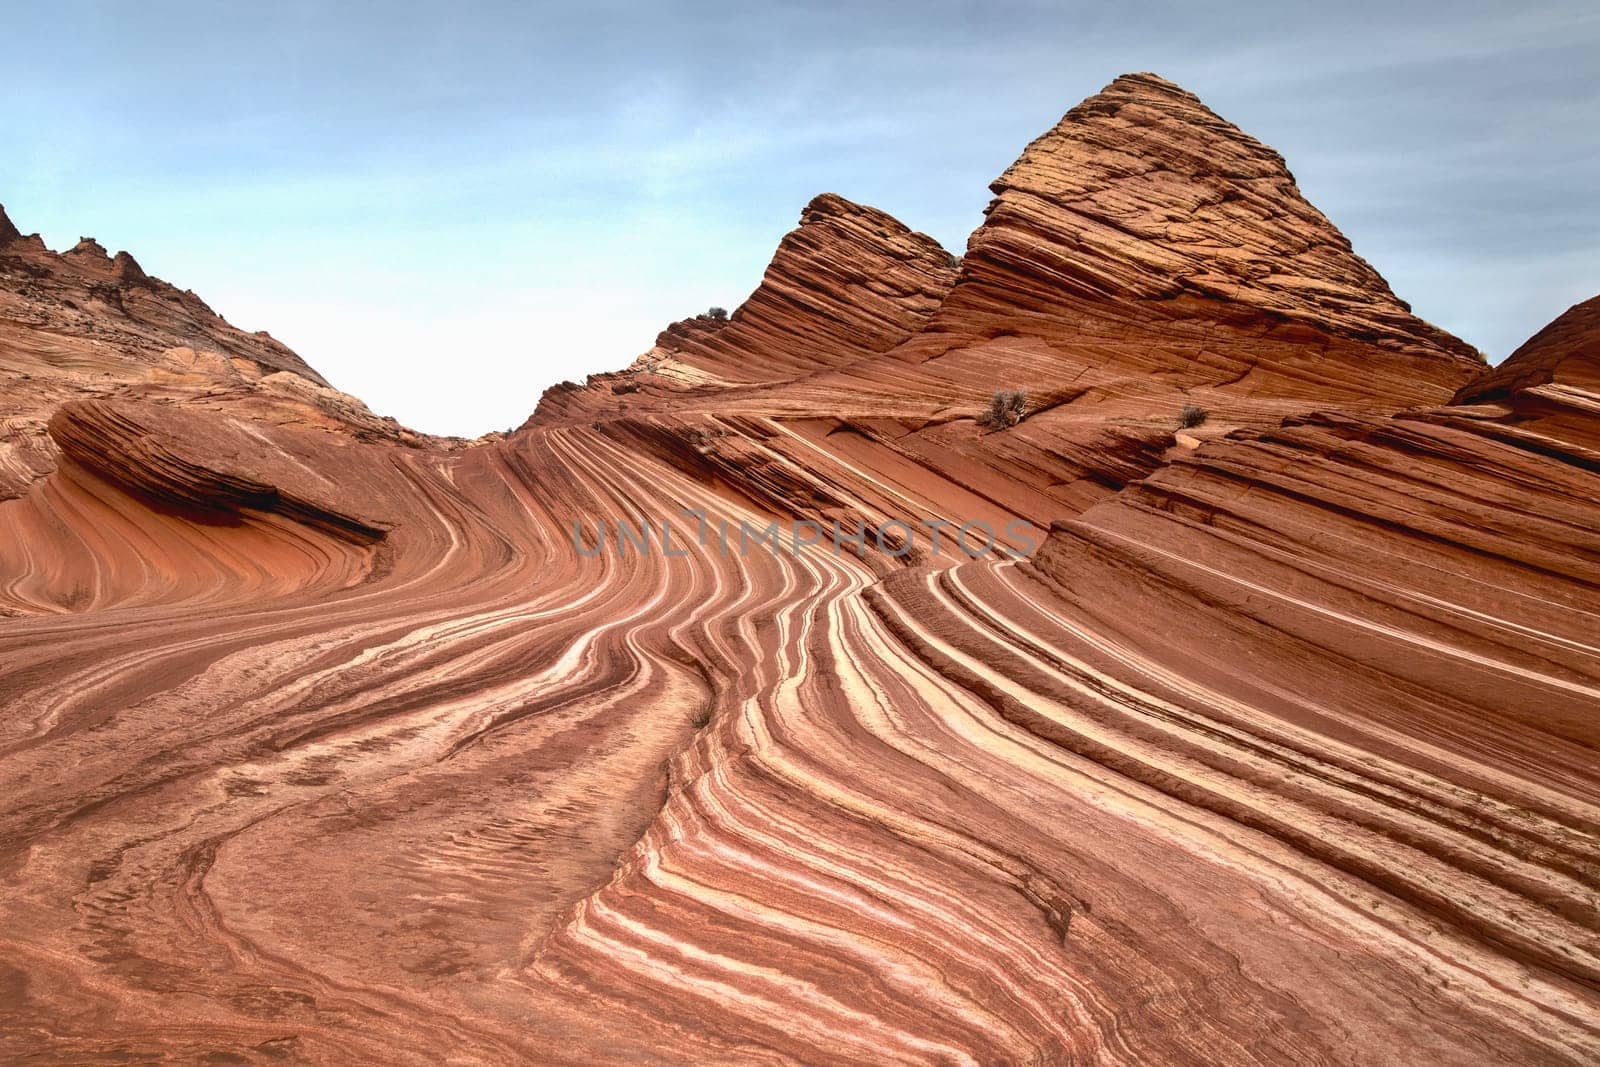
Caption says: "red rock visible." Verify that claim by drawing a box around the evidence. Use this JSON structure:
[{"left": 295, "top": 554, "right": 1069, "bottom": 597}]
[
  {"left": 1456, "top": 293, "right": 1600, "bottom": 401},
  {"left": 0, "top": 207, "right": 452, "bottom": 498},
  {"left": 529, "top": 191, "right": 959, "bottom": 422},
  {"left": 0, "top": 73, "right": 1596, "bottom": 1066}
]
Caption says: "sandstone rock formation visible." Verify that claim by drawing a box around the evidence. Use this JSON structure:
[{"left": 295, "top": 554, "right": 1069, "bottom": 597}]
[
  {"left": 531, "top": 191, "right": 960, "bottom": 422},
  {"left": 0, "top": 207, "right": 444, "bottom": 498},
  {"left": 0, "top": 75, "right": 1596, "bottom": 1065},
  {"left": 1455, "top": 293, "right": 1600, "bottom": 402}
]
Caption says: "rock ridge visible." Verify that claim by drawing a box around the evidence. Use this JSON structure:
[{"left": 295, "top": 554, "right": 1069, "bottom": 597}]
[
  {"left": 939, "top": 72, "right": 1481, "bottom": 367},
  {"left": 0, "top": 204, "right": 446, "bottom": 498}
]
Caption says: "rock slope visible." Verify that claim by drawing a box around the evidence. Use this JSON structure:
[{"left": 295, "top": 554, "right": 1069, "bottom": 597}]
[
  {"left": 532, "top": 191, "right": 959, "bottom": 421},
  {"left": 0, "top": 207, "right": 440, "bottom": 498},
  {"left": 957, "top": 74, "right": 1478, "bottom": 356},
  {"left": 0, "top": 74, "right": 1596, "bottom": 1065},
  {"left": 1456, "top": 293, "right": 1600, "bottom": 402}
]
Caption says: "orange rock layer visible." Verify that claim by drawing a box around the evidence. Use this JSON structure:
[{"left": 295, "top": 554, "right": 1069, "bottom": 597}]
[{"left": 0, "top": 74, "right": 1596, "bottom": 1065}]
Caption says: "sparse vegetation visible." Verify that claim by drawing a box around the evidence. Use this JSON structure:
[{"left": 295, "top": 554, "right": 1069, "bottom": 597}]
[
  {"left": 706, "top": 306, "right": 729, "bottom": 322},
  {"left": 686, "top": 427, "right": 721, "bottom": 456},
  {"left": 1178, "top": 404, "right": 1208, "bottom": 429},
  {"left": 981, "top": 389, "right": 1029, "bottom": 430}
]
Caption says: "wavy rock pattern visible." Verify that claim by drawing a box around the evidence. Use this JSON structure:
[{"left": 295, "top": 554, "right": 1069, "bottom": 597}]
[{"left": 1, "top": 76, "right": 1597, "bottom": 1064}]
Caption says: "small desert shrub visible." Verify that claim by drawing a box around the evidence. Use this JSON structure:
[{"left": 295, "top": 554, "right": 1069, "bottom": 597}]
[
  {"left": 982, "top": 389, "right": 1029, "bottom": 430},
  {"left": 686, "top": 427, "right": 720, "bottom": 456},
  {"left": 706, "top": 306, "right": 729, "bottom": 322},
  {"left": 1178, "top": 404, "right": 1207, "bottom": 429}
]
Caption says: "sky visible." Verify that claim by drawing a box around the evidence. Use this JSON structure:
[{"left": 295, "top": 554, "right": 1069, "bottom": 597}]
[{"left": 4, "top": 1, "right": 1597, "bottom": 437}]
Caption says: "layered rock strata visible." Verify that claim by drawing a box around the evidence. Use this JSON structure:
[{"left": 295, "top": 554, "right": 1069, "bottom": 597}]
[{"left": 0, "top": 75, "right": 1595, "bottom": 1066}]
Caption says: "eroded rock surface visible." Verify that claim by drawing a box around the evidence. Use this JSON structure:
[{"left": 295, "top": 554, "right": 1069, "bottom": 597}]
[
  {"left": 0, "top": 208, "right": 445, "bottom": 498},
  {"left": 0, "top": 75, "right": 1596, "bottom": 1065},
  {"left": 532, "top": 191, "right": 961, "bottom": 422}
]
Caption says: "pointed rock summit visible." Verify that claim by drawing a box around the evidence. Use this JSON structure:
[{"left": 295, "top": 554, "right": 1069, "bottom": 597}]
[
  {"left": 1455, "top": 293, "right": 1600, "bottom": 402},
  {"left": 951, "top": 72, "right": 1479, "bottom": 366},
  {"left": 0, "top": 203, "right": 19, "bottom": 244},
  {"left": 64, "top": 236, "right": 111, "bottom": 263},
  {"left": 534, "top": 192, "right": 960, "bottom": 420},
  {"left": 112, "top": 249, "right": 148, "bottom": 283},
  {"left": 653, "top": 192, "right": 958, "bottom": 384}
]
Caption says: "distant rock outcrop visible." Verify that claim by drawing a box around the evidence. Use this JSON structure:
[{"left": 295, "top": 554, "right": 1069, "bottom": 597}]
[
  {"left": 531, "top": 192, "right": 959, "bottom": 421},
  {"left": 1456, "top": 293, "right": 1600, "bottom": 402},
  {"left": 0, "top": 206, "right": 444, "bottom": 497},
  {"left": 651, "top": 192, "right": 959, "bottom": 381}
]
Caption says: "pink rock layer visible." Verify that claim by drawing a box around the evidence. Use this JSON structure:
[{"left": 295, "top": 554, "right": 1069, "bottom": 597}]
[{"left": 0, "top": 74, "right": 1596, "bottom": 1065}]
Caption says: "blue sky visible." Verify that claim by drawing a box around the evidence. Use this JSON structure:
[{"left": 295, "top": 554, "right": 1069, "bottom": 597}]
[{"left": 5, "top": 1, "right": 1597, "bottom": 435}]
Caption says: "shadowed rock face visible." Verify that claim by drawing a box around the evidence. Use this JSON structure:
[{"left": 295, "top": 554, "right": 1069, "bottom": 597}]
[{"left": 2, "top": 76, "right": 1598, "bottom": 1065}]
